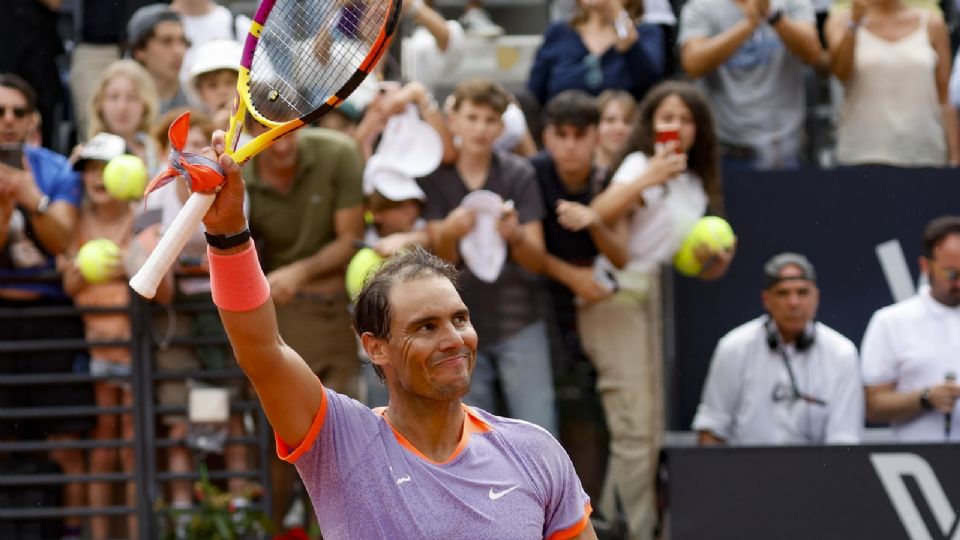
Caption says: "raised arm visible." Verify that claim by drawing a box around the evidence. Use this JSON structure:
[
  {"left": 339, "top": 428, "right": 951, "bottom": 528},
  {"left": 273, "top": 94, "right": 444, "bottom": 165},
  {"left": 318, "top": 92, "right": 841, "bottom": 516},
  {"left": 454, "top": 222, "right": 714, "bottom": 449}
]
[
  {"left": 591, "top": 148, "right": 686, "bottom": 225},
  {"left": 203, "top": 133, "right": 322, "bottom": 448},
  {"left": 769, "top": 9, "right": 821, "bottom": 65},
  {"left": 824, "top": 0, "right": 866, "bottom": 81},
  {"left": 681, "top": 0, "right": 762, "bottom": 78}
]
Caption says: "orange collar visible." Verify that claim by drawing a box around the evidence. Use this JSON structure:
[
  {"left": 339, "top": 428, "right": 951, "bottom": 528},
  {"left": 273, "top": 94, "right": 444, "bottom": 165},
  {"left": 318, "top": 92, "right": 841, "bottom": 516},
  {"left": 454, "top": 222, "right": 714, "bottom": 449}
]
[{"left": 374, "top": 404, "right": 492, "bottom": 465}]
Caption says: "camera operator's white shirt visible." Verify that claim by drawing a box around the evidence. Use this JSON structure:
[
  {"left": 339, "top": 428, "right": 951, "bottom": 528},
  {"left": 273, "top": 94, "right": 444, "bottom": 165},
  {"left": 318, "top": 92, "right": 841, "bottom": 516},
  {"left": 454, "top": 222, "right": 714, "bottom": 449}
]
[
  {"left": 861, "top": 290, "right": 960, "bottom": 442},
  {"left": 692, "top": 317, "right": 863, "bottom": 445}
]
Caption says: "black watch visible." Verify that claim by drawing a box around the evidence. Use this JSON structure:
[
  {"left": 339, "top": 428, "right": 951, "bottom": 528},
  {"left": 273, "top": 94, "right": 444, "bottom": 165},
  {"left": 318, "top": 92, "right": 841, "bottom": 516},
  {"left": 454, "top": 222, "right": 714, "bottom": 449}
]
[
  {"left": 205, "top": 227, "right": 251, "bottom": 249},
  {"left": 767, "top": 8, "right": 783, "bottom": 26},
  {"left": 920, "top": 388, "right": 934, "bottom": 411}
]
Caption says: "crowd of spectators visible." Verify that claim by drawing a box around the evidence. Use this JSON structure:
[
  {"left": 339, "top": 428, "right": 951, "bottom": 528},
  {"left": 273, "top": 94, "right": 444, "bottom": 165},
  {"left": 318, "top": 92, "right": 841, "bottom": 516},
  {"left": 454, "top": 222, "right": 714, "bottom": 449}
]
[{"left": 3, "top": 0, "right": 960, "bottom": 539}]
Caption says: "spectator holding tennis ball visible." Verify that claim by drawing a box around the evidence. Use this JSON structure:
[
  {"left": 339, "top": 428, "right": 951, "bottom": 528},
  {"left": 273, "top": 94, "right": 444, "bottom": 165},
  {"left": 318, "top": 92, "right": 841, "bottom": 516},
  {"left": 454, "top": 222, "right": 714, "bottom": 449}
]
[
  {"left": 586, "top": 80, "right": 733, "bottom": 540},
  {"left": 61, "top": 132, "right": 139, "bottom": 540}
]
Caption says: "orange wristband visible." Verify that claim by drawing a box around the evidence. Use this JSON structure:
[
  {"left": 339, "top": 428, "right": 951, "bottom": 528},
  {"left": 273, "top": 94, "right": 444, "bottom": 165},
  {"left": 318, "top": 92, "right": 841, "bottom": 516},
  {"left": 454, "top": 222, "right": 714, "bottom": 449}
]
[{"left": 208, "top": 240, "right": 271, "bottom": 312}]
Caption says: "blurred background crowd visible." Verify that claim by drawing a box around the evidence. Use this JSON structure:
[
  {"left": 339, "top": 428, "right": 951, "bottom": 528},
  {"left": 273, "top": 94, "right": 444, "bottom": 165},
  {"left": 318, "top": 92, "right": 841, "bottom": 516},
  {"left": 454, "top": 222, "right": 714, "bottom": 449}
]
[{"left": 2, "top": 0, "right": 960, "bottom": 539}]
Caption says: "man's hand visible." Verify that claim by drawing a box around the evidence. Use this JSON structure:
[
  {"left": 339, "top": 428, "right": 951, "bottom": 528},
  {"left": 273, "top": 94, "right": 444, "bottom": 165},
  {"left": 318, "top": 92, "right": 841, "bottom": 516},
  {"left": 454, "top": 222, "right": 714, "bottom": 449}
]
[
  {"left": 734, "top": 0, "right": 765, "bottom": 27},
  {"left": 202, "top": 131, "right": 248, "bottom": 237},
  {"left": 0, "top": 157, "right": 40, "bottom": 208},
  {"left": 267, "top": 264, "right": 307, "bottom": 305},
  {"left": 442, "top": 206, "right": 477, "bottom": 240},
  {"left": 926, "top": 382, "right": 960, "bottom": 414},
  {"left": 567, "top": 265, "right": 614, "bottom": 304},
  {"left": 556, "top": 200, "right": 599, "bottom": 232}
]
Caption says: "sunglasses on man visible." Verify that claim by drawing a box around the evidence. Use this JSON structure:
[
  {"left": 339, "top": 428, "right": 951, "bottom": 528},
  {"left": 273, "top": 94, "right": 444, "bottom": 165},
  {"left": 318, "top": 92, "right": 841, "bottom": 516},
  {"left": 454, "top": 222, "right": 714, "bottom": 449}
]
[{"left": 0, "top": 105, "right": 31, "bottom": 119}]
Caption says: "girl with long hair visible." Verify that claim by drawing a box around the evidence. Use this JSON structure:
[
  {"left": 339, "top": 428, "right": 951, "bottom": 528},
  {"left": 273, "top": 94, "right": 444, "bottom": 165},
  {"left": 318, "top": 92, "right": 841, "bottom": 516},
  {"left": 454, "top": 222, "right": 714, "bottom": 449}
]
[{"left": 583, "top": 80, "right": 733, "bottom": 540}]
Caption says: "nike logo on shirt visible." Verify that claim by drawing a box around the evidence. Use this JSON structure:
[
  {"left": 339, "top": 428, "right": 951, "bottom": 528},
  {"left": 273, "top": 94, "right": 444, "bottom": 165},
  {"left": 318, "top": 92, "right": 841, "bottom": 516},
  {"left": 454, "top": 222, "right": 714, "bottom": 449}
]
[{"left": 488, "top": 485, "right": 520, "bottom": 500}]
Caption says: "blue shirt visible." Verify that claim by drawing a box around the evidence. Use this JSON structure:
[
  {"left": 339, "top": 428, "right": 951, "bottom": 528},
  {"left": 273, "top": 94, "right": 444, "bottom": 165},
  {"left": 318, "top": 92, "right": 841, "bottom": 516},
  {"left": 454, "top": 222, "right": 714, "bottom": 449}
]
[
  {"left": 527, "top": 21, "right": 666, "bottom": 105},
  {"left": 0, "top": 145, "right": 82, "bottom": 297}
]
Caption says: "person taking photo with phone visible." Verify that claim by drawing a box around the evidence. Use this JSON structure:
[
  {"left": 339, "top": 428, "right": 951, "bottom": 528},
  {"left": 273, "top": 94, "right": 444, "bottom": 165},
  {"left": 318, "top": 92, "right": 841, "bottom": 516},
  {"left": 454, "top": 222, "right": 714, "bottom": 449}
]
[
  {"left": 587, "top": 80, "right": 733, "bottom": 540},
  {"left": 0, "top": 73, "right": 92, "bottom": 540}
]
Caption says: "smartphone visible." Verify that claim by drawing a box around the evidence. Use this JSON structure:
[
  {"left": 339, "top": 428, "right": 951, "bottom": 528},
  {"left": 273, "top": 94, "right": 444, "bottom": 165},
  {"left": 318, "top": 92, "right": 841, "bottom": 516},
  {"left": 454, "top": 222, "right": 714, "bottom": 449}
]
[
  {"left": 654, "top": 128, "right": 681, "bottom": 155},
  {"left": 0, "top": 143, "right": 23, "bottom": 169}
]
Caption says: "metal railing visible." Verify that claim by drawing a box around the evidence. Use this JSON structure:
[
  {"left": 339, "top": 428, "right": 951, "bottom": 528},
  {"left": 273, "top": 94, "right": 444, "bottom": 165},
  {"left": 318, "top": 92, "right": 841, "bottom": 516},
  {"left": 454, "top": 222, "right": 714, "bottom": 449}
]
[{"left": 0, "top": 274, "right": 273, "bottom": 539}]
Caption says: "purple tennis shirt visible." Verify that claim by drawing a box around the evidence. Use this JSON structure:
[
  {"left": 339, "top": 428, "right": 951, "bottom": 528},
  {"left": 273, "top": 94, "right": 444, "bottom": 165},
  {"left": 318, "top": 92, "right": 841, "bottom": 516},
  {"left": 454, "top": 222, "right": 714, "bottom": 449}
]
[{"left": 276, "top": 386, "right": 592, "bottom": 539}]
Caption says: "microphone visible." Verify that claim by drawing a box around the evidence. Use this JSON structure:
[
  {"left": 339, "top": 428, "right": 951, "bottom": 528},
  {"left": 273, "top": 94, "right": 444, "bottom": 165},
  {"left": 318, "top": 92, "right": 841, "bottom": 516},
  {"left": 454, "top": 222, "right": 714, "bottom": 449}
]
[{"left": 946, "top": 371, "right": 957, "bottom": 440}]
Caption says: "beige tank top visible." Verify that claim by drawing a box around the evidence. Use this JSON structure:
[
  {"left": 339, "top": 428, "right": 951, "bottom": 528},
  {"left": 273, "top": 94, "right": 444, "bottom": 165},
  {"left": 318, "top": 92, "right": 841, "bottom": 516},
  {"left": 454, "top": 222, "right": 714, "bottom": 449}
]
[{"left": 836, "top": 10, "right": 946, "bottom": 166}]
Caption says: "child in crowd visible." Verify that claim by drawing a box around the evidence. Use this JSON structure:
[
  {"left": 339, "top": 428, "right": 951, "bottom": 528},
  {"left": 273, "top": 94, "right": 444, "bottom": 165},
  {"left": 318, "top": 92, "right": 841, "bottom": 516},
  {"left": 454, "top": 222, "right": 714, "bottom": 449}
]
[
  {"left": 61, "top": 132, "right": 137, "bottom": 540},
  {"left": 87, "top": 59, "right": 162, "bottom": 173},
  {"left": 185, "top": 39, "right": 242, "bottom": 131},
  {"left": 127, "top": 108, "right": 249, "bottom": 515},
  {"left": 587, "top": 80, "right": 734, "bottom": 540},
  {"left": 418, "top": 78, "right": 557, "bottom": 435},
  {"left": 357, "top": 164, "right": 428, "bottom": 408},
  {"left": 595, "top": 90, "right": 637, "bottom": 170}
]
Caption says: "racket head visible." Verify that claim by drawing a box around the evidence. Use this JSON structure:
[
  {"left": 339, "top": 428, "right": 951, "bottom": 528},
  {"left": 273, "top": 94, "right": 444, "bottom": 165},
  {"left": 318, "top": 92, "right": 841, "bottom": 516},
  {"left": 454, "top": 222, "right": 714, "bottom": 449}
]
[{"left": 226, "top": 0, "right": 401, "bottom": 160}]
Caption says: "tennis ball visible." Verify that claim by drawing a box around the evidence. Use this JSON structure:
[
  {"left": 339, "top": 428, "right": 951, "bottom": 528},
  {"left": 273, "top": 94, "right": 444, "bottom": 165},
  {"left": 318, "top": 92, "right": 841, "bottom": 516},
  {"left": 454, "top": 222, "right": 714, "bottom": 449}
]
[
  {"left": 103, "top": 154, "right": 148, "bottom": 201},
  {"left": 346, "top": 247, "right": 385, "bottom": 300},
  {"left": 673, "top": 216, "right": 735, "bottom": 277},
  {"left": 76, "top": 239, "right": 121, "bottom": 284}
]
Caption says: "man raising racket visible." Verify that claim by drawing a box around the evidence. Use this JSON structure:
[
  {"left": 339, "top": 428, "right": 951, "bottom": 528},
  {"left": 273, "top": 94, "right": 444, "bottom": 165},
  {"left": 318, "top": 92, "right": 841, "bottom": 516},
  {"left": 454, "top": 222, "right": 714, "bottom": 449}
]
[{"left": 200, "top": 131, "right": 597, "bottom": 539}]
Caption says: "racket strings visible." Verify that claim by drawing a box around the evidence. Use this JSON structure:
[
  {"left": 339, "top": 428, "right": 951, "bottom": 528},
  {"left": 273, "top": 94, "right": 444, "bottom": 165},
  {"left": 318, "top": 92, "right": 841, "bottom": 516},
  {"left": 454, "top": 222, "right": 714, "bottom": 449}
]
[{"left": 248, "top": 0, "right": 391, "bottom": 123}]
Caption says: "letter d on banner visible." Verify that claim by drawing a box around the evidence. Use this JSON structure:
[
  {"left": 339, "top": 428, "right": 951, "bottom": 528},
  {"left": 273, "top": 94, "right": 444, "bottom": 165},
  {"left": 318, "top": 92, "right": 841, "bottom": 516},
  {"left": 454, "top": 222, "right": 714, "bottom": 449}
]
[{"left": 870, "top": 453, "right": 960, "bottom": 540}]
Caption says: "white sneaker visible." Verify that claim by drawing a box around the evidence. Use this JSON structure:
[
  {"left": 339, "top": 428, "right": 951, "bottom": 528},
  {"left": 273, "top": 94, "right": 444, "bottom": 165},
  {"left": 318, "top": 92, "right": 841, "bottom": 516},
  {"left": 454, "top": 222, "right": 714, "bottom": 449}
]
[{"left": 460, "top": 6, "right": 504, "bottom": 37}]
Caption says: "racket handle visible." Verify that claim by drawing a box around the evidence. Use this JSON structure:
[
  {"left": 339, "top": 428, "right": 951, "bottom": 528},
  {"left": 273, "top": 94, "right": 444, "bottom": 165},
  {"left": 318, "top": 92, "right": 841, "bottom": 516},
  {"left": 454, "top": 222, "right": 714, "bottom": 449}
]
[{"left": 129, "top": 192, "right": 217, "bottom": 298}]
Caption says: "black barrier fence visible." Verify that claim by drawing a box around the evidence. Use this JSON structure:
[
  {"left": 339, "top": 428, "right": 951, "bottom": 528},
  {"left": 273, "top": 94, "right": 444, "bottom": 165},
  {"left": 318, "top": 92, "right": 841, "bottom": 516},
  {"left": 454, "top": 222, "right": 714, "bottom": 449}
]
[
  {"left": 669, "top": 166, "right": 960, "bottom": 431},
  {"left": 0, "top": 278, "right": 274, "bottom": 539},
  {"left": 663, "top": 443, "right": 960, "bottom": 540}
]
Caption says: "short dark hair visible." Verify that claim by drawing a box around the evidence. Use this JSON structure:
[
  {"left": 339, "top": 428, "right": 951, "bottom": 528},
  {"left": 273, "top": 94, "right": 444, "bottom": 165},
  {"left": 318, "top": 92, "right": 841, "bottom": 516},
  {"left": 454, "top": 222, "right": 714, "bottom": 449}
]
[
  {"left": 127, "top": 4, "right": 182, "bottom": 53},
  {"left": 543, "top": 90, "right": 599, "bottom": 131},
  {"left": 0, "top": 73, "right": 37, "bottom": 112},
  {"left": 352, "top": 246, "right": 460, "bottom": 380},
  {"left": 922, "top": 215, "right": 960, "bottom": 258}
]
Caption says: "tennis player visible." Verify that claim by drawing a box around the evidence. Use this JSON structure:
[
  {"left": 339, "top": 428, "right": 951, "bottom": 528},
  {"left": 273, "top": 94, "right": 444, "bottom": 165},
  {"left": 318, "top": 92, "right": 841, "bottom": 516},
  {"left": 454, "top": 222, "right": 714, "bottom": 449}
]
[{"left": 199, "top": 131, "right": 597, "bottom": 539}]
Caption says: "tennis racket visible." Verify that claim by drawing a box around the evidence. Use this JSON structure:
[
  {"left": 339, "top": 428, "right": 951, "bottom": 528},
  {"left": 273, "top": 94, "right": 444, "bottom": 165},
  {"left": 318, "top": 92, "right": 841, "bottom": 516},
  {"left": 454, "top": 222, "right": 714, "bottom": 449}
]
[{"left": 129, "top": 0, "right": 402, "bottom": 298}]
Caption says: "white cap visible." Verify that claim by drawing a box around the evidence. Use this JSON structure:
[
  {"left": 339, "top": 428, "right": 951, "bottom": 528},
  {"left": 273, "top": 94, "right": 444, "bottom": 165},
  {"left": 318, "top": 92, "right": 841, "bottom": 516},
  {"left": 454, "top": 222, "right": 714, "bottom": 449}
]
[
  {"left": 375, "top": 105, "right": 443, "bottom": 178},
  {"left": 363, "top": 155, "right": 426, "bottom": 202},
  {"left": 74, "top": 132, "right": 126, "bottom": 170},
  {"left": 493, "top": 102, "right": 527, "bottom": 152},
  {"left": 186, "top": 39, "right": 243, "bottom": 90}
]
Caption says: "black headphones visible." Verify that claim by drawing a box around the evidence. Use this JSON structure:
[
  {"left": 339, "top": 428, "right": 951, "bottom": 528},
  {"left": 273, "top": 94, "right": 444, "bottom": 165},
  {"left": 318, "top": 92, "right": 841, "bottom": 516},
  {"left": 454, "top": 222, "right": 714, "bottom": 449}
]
[
  {"left": 765, "top": 316, "right": 816, "bottom": 352},
  {"left": 765, "top": 315, "right": 827, "bottom": 409}
]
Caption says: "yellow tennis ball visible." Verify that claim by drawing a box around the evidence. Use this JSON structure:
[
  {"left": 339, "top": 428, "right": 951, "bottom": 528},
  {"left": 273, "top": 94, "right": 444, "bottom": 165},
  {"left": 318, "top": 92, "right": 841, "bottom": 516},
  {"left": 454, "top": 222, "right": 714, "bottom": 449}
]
[
  {"left": 673, "top": 216, "right": 736, "bottom": 277},
  {"left": 346, "top": 247, "right": 385, "bottom": 300},
  {"left": 76, "top": 239, "right": 121, "bottom": 284},
  {"left": 103, "top": 154, "right": 148, "bottom": 201}
]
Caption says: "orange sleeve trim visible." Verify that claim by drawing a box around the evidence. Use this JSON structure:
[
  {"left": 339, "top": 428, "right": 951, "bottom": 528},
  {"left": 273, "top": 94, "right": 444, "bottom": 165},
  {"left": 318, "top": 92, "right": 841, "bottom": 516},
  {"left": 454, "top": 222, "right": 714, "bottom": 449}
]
[
  {"left": 275, "top": 382, "right": 328, "bottom": 464},
  {"left": 547, "top": 502, "right": 593, "bottom": 540}
]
